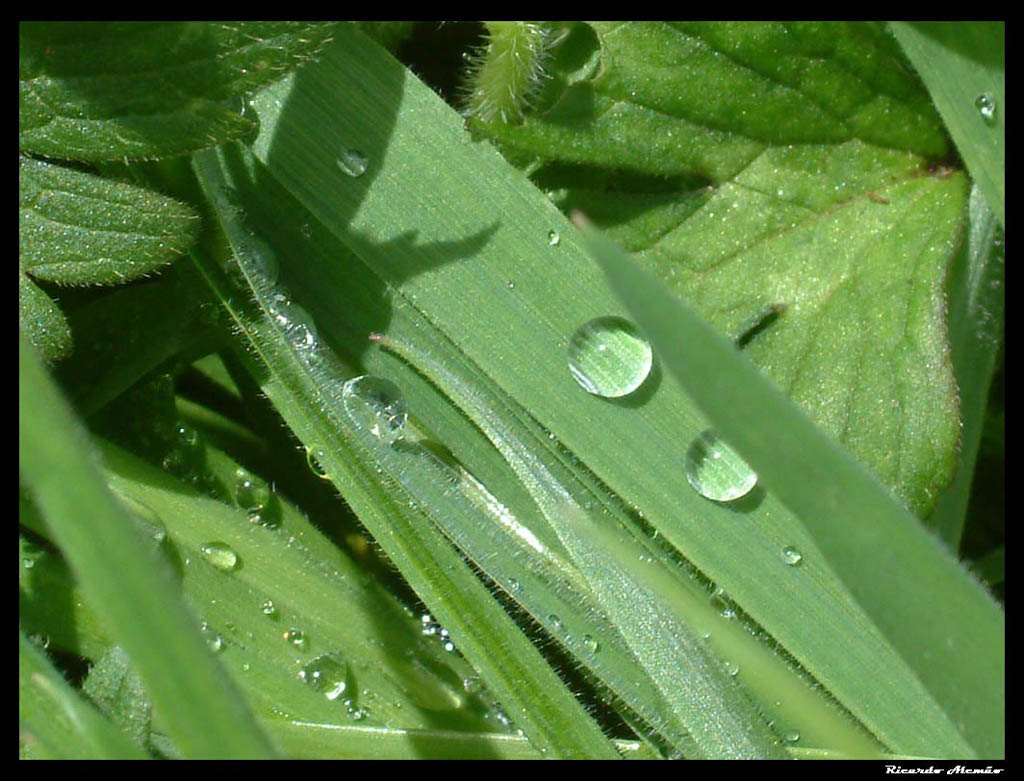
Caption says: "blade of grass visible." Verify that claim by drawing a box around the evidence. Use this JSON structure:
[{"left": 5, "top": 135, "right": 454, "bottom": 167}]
[
  {"left": 19, "top": 334, "right": 277, "bottom": 758},
  {"left": 581, "top": 221, "right": 1005, "bottom": 758},
  {"left": 927, "top": 185, "right": 1004, "bottom": 546},
  {"left": 187, "top": 147, "right": 621, "bottom": 759},
  {"left": 889, "top": 22, "right": 1004, "bottom": 226}
]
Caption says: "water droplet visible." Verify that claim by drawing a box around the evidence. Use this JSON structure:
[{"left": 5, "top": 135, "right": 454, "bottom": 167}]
[
  {"left": 283, "top": 628, "right": 308, "bottom": 650},
  {"left": 507, "top": 578, "right": 520, "bottom": 593},
  {"left": 567, "top": 316, "right": 652, "bottom": 398},
  {"left": 709, "top": 587, "right": 736, "bottom": 619},
  {"left": 234, "top": 468, "right": 270, "bottom": 513},
  {"left": 200, "top": 541, "right": 239, "bottom": 572},
  {"left": 974, "top": 93, "right": 997, "bottom": 125},
  {"left": 725, "top": 660, "right": 740, "bottom": 677},
  {"left": 200, "top": 622, "right": 223, "bottom": 653},
  {"left": 261, "top": 599, "right": 279, "bottom": 618},
  {"left": 300, "top": 450, "right": 328, "bottom": 484},
  {"left": 782, "top": 729, "right": 800, "bottom": 744},
  {"left": 684, "top": 429, "right": 757, "bottom": 502},
  {"left": 583, "top": 635, "right": 599, "bottom": 654},
  {"left": 443, "top": 641, "right": 456, "bottom": 652},
  {"left": 780, "top": 546, "right": 803, "bottom": 566},
  {"left": 547, "top": 230, "right": 560, "bottom": 246},
  {"left": 300, "top": 223, "right": 313, "bottom": 239},
  {"left": 337, "top": 147, "right": 368, "bottom": 177},
  {"left": 547, "top": 615, "right": 563, "bottom": 631},
  {"left": 22, "top": 558, "right": 35, "bottom": 570},
  {"left": 298, "top": 653, "right": 352, "bottom": 701},
  {"left": 241, "top": 235, "right": 279, "bottom": 284},
  {"left": 507, "top": 280, "right": 516, "bottom": 289},
  {"left": 342, "top": 375, "right": 408, "bottom": 445},
  {"left": 463, "top": 676, "right": 482, "bottom": 694}
]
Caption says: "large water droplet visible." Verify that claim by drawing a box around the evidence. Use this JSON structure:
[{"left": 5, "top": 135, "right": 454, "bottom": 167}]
[
  {"left": 200, "top": 541, "right": 239, "bottom": 572},
  {"left": 684, "top": 429, "right": 757, "bottom": 502},
  {"left": 567, "top": 316, "right": 652, "bottom": 398},
  {"left": 780, "top": 546, "right": 803, "bottom": 566},
  {"left": 298, "top": 653, "right": 353, "bottom": 701},
  {"left": 234, "top": 467, "right": 270, "bottom": 514},
  {"left": 974, "top": 93, "right": 998, "bottom": 126},
  {"left": 342, "top": 376, "right": 408, "bottom": 445},
  {"left": 337, "top": 147, "right": 368, "bottom": 177}
]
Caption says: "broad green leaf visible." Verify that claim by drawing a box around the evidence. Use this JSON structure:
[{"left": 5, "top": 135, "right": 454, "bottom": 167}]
[
  {"left": 477, "top": 22, "right": 963, "bottom": 518},
  {"left": 889, "top": 22, "right": 1004, "bottom": 226},
  {"left": 20, "top": 156, "right": 199, "bottom": 285},
  {"left": 20, "top": 631, "right": 149, "bottom": 759},
  {"left": 584, "top": 223, "right": 1004, "bottom": 758},
  {"left": 19, "top": 333, "right": 276, "bottom": 758},
  {"left": 81, "top": 646, "right": 152, "bottom": 750},
  {"left": 19, "top": 21, "right": 333, "bottom": 162},
  {"left": 19, "top": 268, "right": 71, "bottom": 361}
]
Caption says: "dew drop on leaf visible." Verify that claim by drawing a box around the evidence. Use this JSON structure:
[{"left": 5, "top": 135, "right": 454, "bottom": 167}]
[
  {"left": 567, "top": 316, "right": 652, "bottom": 398},
  {"left": 684, "top": 429, "right": 757, "bottom": 502},
  {"left": 342, "top": 375, "right": 408, "bottom": 445}
]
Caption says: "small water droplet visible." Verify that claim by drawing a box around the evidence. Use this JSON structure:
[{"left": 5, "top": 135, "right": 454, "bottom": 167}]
[
  {"left": 463, "top": 676, "right": 482, "bottom": 693},
  {"left": 200, "top": 541, "right": 239, "bottom": 572},
  {"left": 234, "top": 468, "right": 271, "bottom": 513},
  {"left": 547, "top": 615, "right": 563, "bottom": 631},
  {"left": 725, "top": 660, "right": 740, "bottom": 677},
  {"left": 298, "top": 653, "right": 352, "bottom": 701},
  {"left": 507, "top": 280, "right": 515, "bottom": 289},
  {"left": 300, "top": 223, "right": 313, "bottom": 239},
  {"left": 782, "top": 729, "right": 800, "bottom": 744},
  {"left": 261, "top": 599, "right": 279, "bottom": 618},
  {"left": 547, "top": 230, "right": 560, "bottom": 246},
  {"left": 583, "top": 635, "right": 599, "bottom": 654},
  {"left": 508, "top": 578, "right": 520, "bottom": 593},
  {"left": 342, "top": 375, "right": 408, "bottom": 445},
  {"left": 337, "top": 147, "right": 368, "bottom": 177},
  {"left": 709, "top": 587, "right": 736, "bottom": 619},
  {"left": 200, "top": 622, "right": 223, "bottom": 653},
  {"left": 567, "top": 316, "right": 652, "bottom": 398},
  {"left": 306, "top": 447, "right": 330, "bottom": 479},
  {"left": 780, "top": 546, "right": 803, "bottom": 566},
  {"left": 443, "top": 641, "right": 456, "bottom": 652},
  {"left": 283, "top": 628, "right": 308, "bottom": 650},
  {"left": 684, "top": 429, "right": 757, "bottom": 502},
  {"left": 974, "top": 93, "right": 998, "bottom": 125}
]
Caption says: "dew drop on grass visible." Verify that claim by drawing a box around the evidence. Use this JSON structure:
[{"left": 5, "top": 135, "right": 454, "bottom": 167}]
[
  {"left": 782, "top": 729, "right": 800, "bottom": 744},
  {"left": 200, "top": 541, "right": 239, "bottom": 572},
  {"left": 200, "top": 622, "right": 223, "bottom": 653},
  {"left": 342, "top": 376, "right": 408, "bottom": 445},
  {"left": 298, "top": 653, "right": 353, "bottom": 701},
  {"left": 283, "top": 628, "right": 308, "bottom": 650},
  {"left": 974, "top": 93, "right": 998, "bottom": 125},
  {"left": 567, "top": 316, "right": 652, "bottom": 398},
  {"left": 261, "top": 600, "right": 279, "bottom": 618},
  {"left": 234, "top": 467, "right": 270, "bottom": 514},
  {"left": 780, "top": 546, "right": 803, "bottom": 566},
  {"left": 337, "top": 147, "right": 368, "bottom": 177},
  {"left": 548, "top": 229, "right": 560, "bottom": 246},
  {"left": 583, "top": 635, "right": 600, "bottom": 654},
  {"left": 306, "top": 447, "right": 331, "bottom": 480},
  {"left": 684, "top": 429, "right": 757, "bottom": 502}
]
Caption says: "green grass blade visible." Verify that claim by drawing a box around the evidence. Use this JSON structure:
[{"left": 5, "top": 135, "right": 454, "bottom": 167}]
[
  {"left": 19, "top": 333, "right": 277, "bottom": 758},
  {"left": 583, "top": 223, "right": 1004, "bottom": 758},
  {"left": 889, "top": 22, "right": 1004, "bottom": 226},
  {"left": 187, "top": 146, "right": 621, "bottom": 759},
  {"left": 19, "top": 631, "right": 149, "bottom": 759},
  {"left": 927, "top": 185, "right": 1004, "bottom": 546}
]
